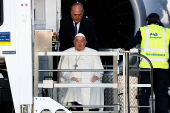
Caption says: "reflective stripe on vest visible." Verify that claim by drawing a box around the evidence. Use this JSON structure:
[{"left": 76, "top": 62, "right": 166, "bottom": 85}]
[
  {"left": 141, "top": 26, "right": 168, "bottom": 62},
  {"left": 141, "top": 48, "right": 168, "bottom": 53},
  {"left": 141, "top": 58, "right": 168, "bottom": 62}
]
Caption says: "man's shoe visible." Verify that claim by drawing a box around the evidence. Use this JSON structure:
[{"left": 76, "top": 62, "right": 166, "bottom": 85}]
[{"left": 89, "top": 109, "right": 99, "bottom": 111}]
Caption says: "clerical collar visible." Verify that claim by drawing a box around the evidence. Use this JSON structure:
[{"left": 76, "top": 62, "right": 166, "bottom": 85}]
[{"left": 75, "top": 47, "right": 85, "bottom": 52}]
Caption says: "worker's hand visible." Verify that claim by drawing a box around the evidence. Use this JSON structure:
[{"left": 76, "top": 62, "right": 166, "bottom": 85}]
[
  {"left": 70, "top": 77, "right": 79, "bottom": 82},
  {"left": 92, "top": 76, "right": 99, "bottom": 82}
]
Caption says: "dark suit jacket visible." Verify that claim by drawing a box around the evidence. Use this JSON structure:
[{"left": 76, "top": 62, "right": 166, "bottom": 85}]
[{"left": 59, "top": 16, "right": 99, "bottom": 51}]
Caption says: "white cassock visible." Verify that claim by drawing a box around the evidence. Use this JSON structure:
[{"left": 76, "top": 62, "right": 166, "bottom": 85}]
[{"left": 58, "top": 47, "right": 104, "bottom": 111}]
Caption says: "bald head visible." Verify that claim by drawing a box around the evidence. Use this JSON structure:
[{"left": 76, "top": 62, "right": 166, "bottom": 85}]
[
  {"left": 71, "top": 3, "right": 84, "bottom": 11},
  {"left": 71, "top": 3, "right": 84, "bottom": 23}
]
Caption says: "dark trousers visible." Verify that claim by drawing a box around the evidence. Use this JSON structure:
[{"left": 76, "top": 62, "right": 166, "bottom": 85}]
[{"left": 139, "top": 69, "right": 169, "bottom": 113}]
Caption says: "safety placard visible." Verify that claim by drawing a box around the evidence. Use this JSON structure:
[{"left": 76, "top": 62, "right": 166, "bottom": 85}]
[{"left": 0, "top": 32, "right": 11, "bottom": 46}]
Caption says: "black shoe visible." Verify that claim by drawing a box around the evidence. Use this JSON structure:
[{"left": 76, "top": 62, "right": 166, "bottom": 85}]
[
  {"left": 72, "top": 102, "right": 83, "bottom": 111},
  {"left": 69, "top": 107, "right": 83, "bottom": 111},
  {"left": 69, "top": 102, "right": 83, "bottom": 111},
  {"left": 76, "top": 107, "right": 83, "bottom": 111},
  {"left": 89, "top": 109, "right": 99, "bottom": 111},
  {"left": 68, "top": 108, "right": 77, "bottom": 111}
]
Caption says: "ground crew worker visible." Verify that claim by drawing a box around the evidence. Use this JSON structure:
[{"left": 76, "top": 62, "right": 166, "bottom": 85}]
[{"left": 123, "top": 13, "right": 170, "bottom": 113}]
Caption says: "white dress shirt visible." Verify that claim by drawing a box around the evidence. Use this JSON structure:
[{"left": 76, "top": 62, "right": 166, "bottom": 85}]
[{"left": 73, "top": 21, "right": 80, "bottom": 34}]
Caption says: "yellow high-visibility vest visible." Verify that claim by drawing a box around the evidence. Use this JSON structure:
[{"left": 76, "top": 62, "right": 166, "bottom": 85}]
[{"left": 139, "top": 24, "right": 170, "bottom": 69}]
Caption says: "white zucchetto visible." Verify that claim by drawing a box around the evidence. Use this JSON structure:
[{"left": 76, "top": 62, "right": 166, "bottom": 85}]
[{"left": 74, "top": 33, "right": 86, "bottom": 40}]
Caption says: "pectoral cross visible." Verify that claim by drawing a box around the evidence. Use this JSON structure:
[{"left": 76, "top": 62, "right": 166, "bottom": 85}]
[
  {"left": 74, "top": 55, "right": 81, "bottom": 69},
  {"left": 74, "top": 64, "right": 78, "bottom": 69}
]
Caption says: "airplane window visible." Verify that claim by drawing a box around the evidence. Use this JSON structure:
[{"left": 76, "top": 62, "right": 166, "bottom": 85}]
[{"left": 0, "top": 0, "right": 3, "bottom": 26}]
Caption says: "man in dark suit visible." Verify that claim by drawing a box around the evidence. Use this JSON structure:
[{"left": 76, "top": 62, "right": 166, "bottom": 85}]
[{"left": 59, "top": 3, "right": 99, "bottom": 51}]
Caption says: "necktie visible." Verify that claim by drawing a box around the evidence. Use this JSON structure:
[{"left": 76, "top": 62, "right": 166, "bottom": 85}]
[{"left": 74, "top": 23, "right": 77, "bottom": 35}]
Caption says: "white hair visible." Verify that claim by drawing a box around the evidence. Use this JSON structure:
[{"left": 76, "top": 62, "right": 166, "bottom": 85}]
[{"left": 74, "top": 33, "right": 86, "bottom": 40}]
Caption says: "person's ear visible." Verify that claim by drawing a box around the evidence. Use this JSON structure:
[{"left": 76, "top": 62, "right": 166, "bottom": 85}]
[
  {"left": 146, "top": 21, "right": 148, "bottom": 25},
  {"left": 85, "top": 41, "right": 87, "bottom": 45},
  {"left": 157, "top": 20, "right": 160, "bottom": 22}
]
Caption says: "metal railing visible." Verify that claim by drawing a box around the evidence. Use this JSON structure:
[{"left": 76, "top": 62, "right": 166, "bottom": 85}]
[
  {"left": 34, "top": 51, "right": 119, "bottom": 113},
  {"left": 34, "top": 49, "right": 154, "bottom": 113},
  {"left": 120, "top": 51, "right": 153, "bottom": 113}
]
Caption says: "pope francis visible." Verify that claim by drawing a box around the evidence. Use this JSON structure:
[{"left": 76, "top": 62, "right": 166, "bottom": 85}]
[{"left": 58, "top": 33, "right": 104, "bottom": 111}]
